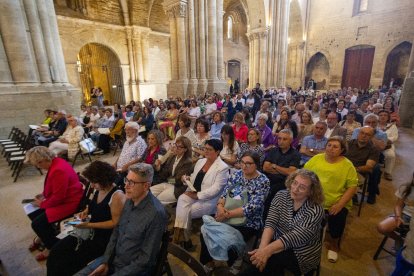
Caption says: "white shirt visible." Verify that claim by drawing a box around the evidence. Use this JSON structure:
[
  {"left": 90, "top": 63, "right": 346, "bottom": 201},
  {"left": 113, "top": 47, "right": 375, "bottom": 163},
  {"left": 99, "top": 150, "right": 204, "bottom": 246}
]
[
  {"left": 205, "top": 103, "right": 217, "bottom": 115},
  {"left": 188, "top": 107, "right": 201, "bottom": 118}
]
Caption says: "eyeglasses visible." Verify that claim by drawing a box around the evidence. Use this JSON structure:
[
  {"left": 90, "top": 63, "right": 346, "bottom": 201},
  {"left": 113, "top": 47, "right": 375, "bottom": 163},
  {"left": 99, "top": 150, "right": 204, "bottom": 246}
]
[
  {"left": 124, "top": 177, "right": 147, "bottom": 186},
  {"left": 173, "top": 143, "right": 185, "bottom": 149},
  {"left": 291, "top": 180, "right": 309, "bottom": 192},
  {"left": 240, "top": 161, "right": 255, "bottom": 167}
]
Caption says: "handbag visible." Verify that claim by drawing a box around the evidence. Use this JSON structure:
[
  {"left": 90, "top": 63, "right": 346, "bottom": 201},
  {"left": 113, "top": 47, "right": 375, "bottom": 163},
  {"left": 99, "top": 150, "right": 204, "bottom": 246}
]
[
  {"left": 224, "top": 189, "right": 248, "bottom": 226},
  {"left": 79, "top": 138, "right": 96, "bottom": 153}
]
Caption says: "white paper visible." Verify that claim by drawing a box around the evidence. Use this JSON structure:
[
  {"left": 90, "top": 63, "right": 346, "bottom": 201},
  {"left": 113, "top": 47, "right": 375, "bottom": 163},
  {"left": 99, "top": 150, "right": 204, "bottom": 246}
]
[
  {"left": 29, "top": 125, "right": 40, "bottom": 130},
  {"left": 23, "top": 203, "right": 39, "bottom": 215},
  {"left": 98, "top": 128, "right": 110, "bottom": 134},
  {"left": 184, "top": 179, "right": 197, "bottom": 192}
]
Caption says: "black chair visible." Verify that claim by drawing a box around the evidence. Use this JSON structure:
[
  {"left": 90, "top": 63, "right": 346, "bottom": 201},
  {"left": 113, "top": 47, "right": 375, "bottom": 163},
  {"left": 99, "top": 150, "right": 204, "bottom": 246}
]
[
  {"left": 153, "top": 231, "right": 171, "bottom": 276},
  {"left": 373, "top": 224, "right": 409, "bottom": 260},
  {"left": 356, "top": 172, "right": 371, "bottom": 217},
  {"left": 112, "top": 130, "right": 125, "bottom": 156},
  {"left": 164, "top": 243, "right": 207, "bottom": 276}
]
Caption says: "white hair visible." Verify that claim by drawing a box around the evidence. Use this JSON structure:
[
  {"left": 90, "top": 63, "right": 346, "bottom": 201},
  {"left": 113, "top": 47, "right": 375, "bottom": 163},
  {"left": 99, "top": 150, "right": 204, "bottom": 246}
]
[
  {"left": 125, "top": 121, "right": 139, "bottom": 130},
  {"left": 258, "top": 113, "right": 268, "bottom": 121}
]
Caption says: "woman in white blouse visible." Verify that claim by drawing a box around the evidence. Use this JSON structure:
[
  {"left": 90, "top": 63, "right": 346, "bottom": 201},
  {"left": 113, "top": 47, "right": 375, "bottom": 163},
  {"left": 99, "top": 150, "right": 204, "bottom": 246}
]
[{"left": 220, "top": 125, "right": 239, "bottom": 168}]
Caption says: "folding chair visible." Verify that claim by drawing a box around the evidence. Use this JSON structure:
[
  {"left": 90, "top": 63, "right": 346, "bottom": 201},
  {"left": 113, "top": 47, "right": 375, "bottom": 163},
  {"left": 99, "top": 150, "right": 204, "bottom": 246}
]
[
  {"left": 153, "top": 231, "right": 172, "bottom": 276},
  {"left": 373, "top": 224, "right": 409, "bottom": 260},
  {"left": 0, "top": 126, "right": 18, "bottom": 143},
  {"left": 357, "top": 173, "right": 370, "bottom": 217}
]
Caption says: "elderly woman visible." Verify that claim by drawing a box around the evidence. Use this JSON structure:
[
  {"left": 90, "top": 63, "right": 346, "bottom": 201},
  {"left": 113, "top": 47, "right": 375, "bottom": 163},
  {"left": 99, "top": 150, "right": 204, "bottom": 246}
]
[
  {"left": 236, "top": 128, "right": 265, "bottom": 169},
  {"left": 192, "top": 118, "right": 211, "bottom": 162},
  {"left": 173, "top": 139, "right": 229, "bottom": 249},
  {"left": 233, "top": 112, "right": 249, "bottom": 143},
  {"left": 200, "top": 152, "right": 270, "bottom": 272},
  {"left": 25, "top": 146, "right": 84, "bottom": 261},
  {"left": 151, "top": 136, "right": 194, "bottom": 204},
  {"left": 304, "top": 136, "right": 358, "bottom": 263},
  {"left": 378, "top": 110, "right": 399, "bottom": 180},
  {"left": 244, "top": 169, "right": 324, "bottom": 275},
  {"left": 220, "top": 125, "right": 239, "bottom": 168},
  {"left": 256, "top": 113, "right": 275, "bottom": 151},
  {"left": 175, "top": 114, "right": 197, "bottom": 144},
  {"left": 139, "top": 130, "right": 167, "bottom": 166},
  {"left": 47, "top": 161, "right": 125, "bottom": 276},
  {"left": 48, "top": 115, "right": 84, "bottom": 160}
]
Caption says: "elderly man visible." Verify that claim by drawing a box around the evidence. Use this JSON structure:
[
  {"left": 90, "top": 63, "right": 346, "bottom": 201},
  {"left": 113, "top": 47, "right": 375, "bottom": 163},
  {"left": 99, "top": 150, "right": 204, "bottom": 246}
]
[
  {"left": 351, "top": 114, "right": 387, "bottom": 203},
  {"left": 263, "top": 129, "right": 300, "bottom": 217},
  {"left": 113, "top": 122, "right": 147, "bottom": 187},
  {"left": 300, "top": 121, "right": 328, "bottom": 165},
  {"left": 75, "top": 163, "right": 168, "bottom": 276},
  {"left": 325, "top": 112, "right": 347, "bottom": 140}
]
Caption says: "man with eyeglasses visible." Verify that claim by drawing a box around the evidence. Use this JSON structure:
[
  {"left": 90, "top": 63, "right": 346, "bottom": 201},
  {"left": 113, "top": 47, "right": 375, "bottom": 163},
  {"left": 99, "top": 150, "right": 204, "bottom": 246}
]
[{"left": 75, "top": 163, "right": 167, "bottom": 276}]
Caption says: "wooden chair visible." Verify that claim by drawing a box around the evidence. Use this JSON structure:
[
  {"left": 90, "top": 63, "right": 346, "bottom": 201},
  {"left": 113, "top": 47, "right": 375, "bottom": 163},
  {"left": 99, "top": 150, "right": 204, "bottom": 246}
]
[
  {"left": 71, "top": 149, "right": 93, "bottom": 167},
  {"left": 153, "top": 231, "right": 172, "bottom": 276},
  {"left": 162, "top": 243, "right": 207, "bottom": 276}
]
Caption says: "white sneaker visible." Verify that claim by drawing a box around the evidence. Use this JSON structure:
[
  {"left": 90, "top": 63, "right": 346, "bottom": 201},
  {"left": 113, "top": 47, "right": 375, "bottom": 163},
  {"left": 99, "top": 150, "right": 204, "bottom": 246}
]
[{"left": 327, "top": 250, "right": 338, "bottom": 263}]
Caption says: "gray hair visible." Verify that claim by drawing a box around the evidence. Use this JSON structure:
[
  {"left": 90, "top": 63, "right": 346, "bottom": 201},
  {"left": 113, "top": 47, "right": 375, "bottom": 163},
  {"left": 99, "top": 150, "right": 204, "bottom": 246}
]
[
  {"left": 363, "top": 113, "right": 379, "bottom": 125},
  {"left": 372, "top": 103, "right": 383, "bottom": 109},
  {"left": 279, "top": 128, "right": 293, "bottom": 139},
  {"left": 315, "top": 121, "right": 328, "bottom": 129},
  {"left": 125, "top": 121, "right": 140, "bottom": 130},
  {"left": 25, "top": 146, "right": 55, "bottom": 165},
  {"left": 258, "top": 113, "right": 268, "bottom": 121},
  {"left": 128, "top": 163, "right": 154, "bottom": 183}
]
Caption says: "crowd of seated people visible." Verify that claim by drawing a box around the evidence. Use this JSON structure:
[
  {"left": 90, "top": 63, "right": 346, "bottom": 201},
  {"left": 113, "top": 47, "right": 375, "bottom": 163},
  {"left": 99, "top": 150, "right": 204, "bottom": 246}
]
[{"left": 27, "top": 83, "right": 406, "bottom": 274}]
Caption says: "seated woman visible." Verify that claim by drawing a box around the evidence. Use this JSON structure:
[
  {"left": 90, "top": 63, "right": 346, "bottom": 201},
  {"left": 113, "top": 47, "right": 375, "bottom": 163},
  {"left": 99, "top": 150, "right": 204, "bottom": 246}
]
[
  {"left": 220, "top": 125, "right": 239, "bottom": 168},
  {"left": 173, "top": 139, "right": 229, "bottom": 249},
  {"left": 96, "top": 113, "right": 125, "bottom": 154},
  {"left": 140, "top": 106, "right": 155, "bottom": 138},
  {"left": 272, "top": 109, "right": 299, "bottom": 148},
  {"left": 378, "top": 110, "right": 398, "bottom": 180},
  {"left": 175, "top": 114, "right": 197, "bottom": 144},
  {"left": 47, "top": 161, "right": 126, "bottom": 276},
  {"left": 158, "top": 101, "right": 179, "bottom": 141},
  {"left": 25, "top": 146, "right": 84, "bottom": 261},
  {"left": 304, "top": 136, "right": 358, "bottom": 263},
  {"left": 192, "top": 118, "right": 211, "bottom": 162},
  {"left": 138, "top": 130, "right": 167, "bottom": 166},
  {"left": 200, "top": 151, "right": 270, "bottom": 271},
  {"left": 256, "top": 114, "right": 274, "bottom": 152},
  {"left": 49, "top": 115, "right": 84, "bottom": 160},
  {"left": 232, "top": 112, "right": 249, "bottom": 143},
  {"left": 235, "top": 128, "right": 265, "bottom": 170},
  {"left": 297, "top": 111, "right": 314, "bottom": 143},
  {"left": 151, "top": 136, "right": 194, "bottom": 204},
  {"left": 339, "top": 111, "right": 361, "bottom": 141},
  {"left": 243, "top": 169, "right": 324, "bottom": 275}
]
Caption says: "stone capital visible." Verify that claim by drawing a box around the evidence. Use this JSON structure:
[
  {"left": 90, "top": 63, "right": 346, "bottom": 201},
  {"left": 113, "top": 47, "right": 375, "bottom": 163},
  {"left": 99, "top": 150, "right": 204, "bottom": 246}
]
[{"left": 163, "top": 0, "right": 188, "bottom": 18}]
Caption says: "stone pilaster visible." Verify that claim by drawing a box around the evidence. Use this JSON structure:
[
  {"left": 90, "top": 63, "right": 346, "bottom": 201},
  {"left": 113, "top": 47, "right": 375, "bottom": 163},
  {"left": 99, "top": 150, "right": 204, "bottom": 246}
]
[
  {"left": 399, "top": 42, "right": 414, "bottom": 128},
  {"left": 126, "top": 28, "right": 138, "bottom": 100},
  {"left": 197, "top": 0, "right": 207, "bottom": 95},
  {"left": 187, "top": 0, "right": 198, "bottom": 96},
  {"left": 216, "top": 0, "right": 224, "bottom": 80}
]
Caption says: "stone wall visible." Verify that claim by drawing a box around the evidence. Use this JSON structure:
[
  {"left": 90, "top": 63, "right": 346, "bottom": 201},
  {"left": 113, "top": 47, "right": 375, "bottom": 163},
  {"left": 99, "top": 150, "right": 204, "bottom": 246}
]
[{"left": 296, "top": 0, "right": 414, "bottom": 89}]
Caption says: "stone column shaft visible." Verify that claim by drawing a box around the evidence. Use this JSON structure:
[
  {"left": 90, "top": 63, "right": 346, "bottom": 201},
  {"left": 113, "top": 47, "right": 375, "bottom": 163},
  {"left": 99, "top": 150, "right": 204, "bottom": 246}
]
[
  {"left": 198, "top": 0, "right": 206, "bottom": 80},
  {"left": 126, "top": 29, "right": 138, "bottom": 100},
  {"left": 0, "top": 35, "right": 13, "bottom": 82},
  {"left": 169, "top": 15, "right": 179, "bottom": 80},
  {"left": 23, "top": 0, "right": 51, "bottom": 83},
  {"left": 141, "top": 32, "right": 151, "bottom": 82},
  {"left": 216, "top": 0, "right": 224, "bottom": 80},
  {"left": 248, "top": 35, "right": 254, "bottom": 88},
  {"left": 253, "top": 35, "right": 260, "bottom": 85},
  {"left": 176, "top": 15, "right": 188, "bottom": 81},
  {"left": 189, "top": 0, "right": 196, "bottom": 79},
  {"left": 400, "top": 42, "right": 414, "bottom": 128},
  {"left": 259, "top": 32, "right": 268, "bottom": 86},
  {"left": 0, "top": 0, "right": 38, "bottom": 82},
  {"left": 133, "top": 32, "right": 145, "bottom": 82},
  {"left": 207, "top": 0, "right": 217, "bottom": 80}
]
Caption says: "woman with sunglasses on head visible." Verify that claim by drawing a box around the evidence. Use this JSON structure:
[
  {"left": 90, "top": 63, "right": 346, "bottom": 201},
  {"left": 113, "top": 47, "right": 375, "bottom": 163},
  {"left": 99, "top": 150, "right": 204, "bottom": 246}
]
[{"left": 172, "top": 139, "right": 229, "bottom": 250}]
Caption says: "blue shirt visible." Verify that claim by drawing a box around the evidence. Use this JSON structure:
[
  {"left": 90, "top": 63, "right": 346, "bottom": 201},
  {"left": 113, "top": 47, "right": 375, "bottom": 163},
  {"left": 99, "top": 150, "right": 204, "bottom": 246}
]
[
  {"left": 301, "top": 135, "right": 328, "bottom": 163},
  {"left": 351, "top": 127, "right": 387, "bottom": 142},
  {"left": 210, "top": 122, "right": 225, "bottom": 140}
]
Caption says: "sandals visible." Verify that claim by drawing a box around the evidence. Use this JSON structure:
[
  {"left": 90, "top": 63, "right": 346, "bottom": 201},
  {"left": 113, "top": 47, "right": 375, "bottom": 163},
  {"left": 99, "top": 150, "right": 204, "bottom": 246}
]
[
  {"left": 28, "top": 237, "right": 44, "bottom": 252},
  {"left": 327, "top": 250, "right": 338, "bottom": 263},
  {"left": 35, "top": 252, "right": 49, "bottom": 262}
]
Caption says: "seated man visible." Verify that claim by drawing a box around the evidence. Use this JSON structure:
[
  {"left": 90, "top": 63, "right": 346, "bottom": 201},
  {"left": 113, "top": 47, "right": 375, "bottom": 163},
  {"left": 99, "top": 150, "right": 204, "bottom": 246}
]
[
  {"left": 37, "top": 110, "right": 68, "bottom": 146},
  {"left": 325, "top": 112, "right": 347, "bottom": 140},
  {"left": 300, "top": 121, "right": 328, "bottom": 165},
  {"left": 351, "top": 114, "right": 387, "bottom": 204},
  {"left": 113, "top": 122, "right": 147, "bottom": 187},
  {"left": 263, "top": 129, "right": 300, "bottom": 217},
  {"left": 75, "top": 163, "right": 168, "bottom": 276}
]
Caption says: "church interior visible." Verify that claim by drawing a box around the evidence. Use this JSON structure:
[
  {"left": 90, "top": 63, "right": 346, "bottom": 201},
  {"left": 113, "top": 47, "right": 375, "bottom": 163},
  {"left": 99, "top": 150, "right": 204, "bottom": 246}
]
[{"left": 1, "top": 0, "right": 414, "bottom": 275}]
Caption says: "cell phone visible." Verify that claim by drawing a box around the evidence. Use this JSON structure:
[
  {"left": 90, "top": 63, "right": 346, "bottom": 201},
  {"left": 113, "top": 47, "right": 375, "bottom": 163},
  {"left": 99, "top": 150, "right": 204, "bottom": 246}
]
[{"left": 21, "top": 199, "right": 35, "bottom": 204}]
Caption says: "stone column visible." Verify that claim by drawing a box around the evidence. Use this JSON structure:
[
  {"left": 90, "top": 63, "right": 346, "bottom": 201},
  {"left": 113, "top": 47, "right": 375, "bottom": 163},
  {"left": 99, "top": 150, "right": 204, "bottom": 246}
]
[
  {"left": 253, "top": 34, "right": 260, "bottom": 86},
  {"left": 0, "top": 35, "right": 13, "bottom": 82},
  {"left": 207, "top": 0, "right": 218, "bottom": 81},
  {"left": 141, "top": 31, "right": 151, "bottom": 82},
  {"left": 399, "top": 43, "right": 414, "bottom": 128},
  {"left": 133, "top": 30, "right": 145, "bottom": 83},
  {"left": 167, "top": 10, "right": 178, "bottom": 81},
  {"left": 197, "top": 0, "right": 207, "bottom": 94},
  {"left": 216, "top": 0, "right": 224, "bottom": 80},
  {"left": 188, "top": 0, "right": 198, "bottom": 96},
  {"left": 277, "top": 0, "right": 290, "bottom": 86},
  {"left": 126, "top": 28, "right": 138, "bottom": 100},
  {"left": 0, "top": 0, "right": 38, "bottom": 82},
  {"left": 23, "top": 0, "right": 51, "bottom": 83},
  {"left": 248, "top": 34, "right": 254, "bottom": 88},
  {"left": 259, "top": 31, "right": 268, "bottom": 86},
  {"left": 176, "top": 5, "right": 188, "bottom": 82}
]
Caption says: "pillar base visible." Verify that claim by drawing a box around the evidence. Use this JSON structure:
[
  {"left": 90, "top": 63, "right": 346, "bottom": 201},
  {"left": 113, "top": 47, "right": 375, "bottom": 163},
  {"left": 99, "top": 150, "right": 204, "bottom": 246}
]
[
  {"left": 400, "top": 72, "right": 414, "bottom": 128},
  {"left": 137, "top": 83, "right": 168, "bottom": 101},
  {"left": 207, "top": 79, "right": 228, "bottom": 95},
  {"left": 187, "top": 79, "right": 199, "bottom": 97},
  {"left": 0, "top": 84, "right": 81, "bottom": 137},
  {"left": 167, "top": 80, "right": 189, "bottom": 99},
  {"left": 197, "top": 79, "right": 208, "bottom": 96}
]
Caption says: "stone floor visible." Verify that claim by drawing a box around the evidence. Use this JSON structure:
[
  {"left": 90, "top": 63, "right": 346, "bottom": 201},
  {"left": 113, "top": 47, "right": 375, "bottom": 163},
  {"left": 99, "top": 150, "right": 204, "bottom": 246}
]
[{"left": 0, "top": 128, "right": 413, "bottom": 276}]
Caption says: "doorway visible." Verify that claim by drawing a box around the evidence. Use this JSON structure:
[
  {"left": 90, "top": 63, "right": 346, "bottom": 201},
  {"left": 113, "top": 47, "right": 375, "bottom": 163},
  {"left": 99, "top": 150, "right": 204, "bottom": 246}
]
[
  {"left": 383, "top": 41, "right": 412, "bottom": 87},
  {"left": 341, "top": 45, "right": 375, "bottom": 90}
]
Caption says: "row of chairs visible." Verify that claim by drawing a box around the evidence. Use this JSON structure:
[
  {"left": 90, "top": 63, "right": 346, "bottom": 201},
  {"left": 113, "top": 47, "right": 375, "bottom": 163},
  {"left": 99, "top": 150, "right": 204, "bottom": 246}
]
[{"left": 0, "top": 127, "right": 41, "bottom": 182}]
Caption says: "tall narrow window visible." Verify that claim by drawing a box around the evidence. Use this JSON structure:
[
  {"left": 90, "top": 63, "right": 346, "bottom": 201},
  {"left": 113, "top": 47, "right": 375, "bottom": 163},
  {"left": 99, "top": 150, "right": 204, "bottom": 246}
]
[
  {"left": 359, "top": 0, "right": 368, "bottom": 12},
  {"left": 227, "top": 17, "right": 233, "bottom": 40}
]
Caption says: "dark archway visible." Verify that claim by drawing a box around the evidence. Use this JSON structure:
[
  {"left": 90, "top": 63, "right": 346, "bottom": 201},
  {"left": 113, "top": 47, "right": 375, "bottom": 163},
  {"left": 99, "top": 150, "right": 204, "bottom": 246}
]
[
  {"left": 383, "top": 41, "right": 412, "bottom": 87},
  {"left": 305, "top": 52, "right": 330, "bottom": 90},
  {"left": 227, "top": 59, "right": 241, "bottom": 85},
  {"left": 341, "top": 45, "right": 375, "bottom": 90},
  {"left": 78, "top": 43, "right": 125, "bottom": 105}
]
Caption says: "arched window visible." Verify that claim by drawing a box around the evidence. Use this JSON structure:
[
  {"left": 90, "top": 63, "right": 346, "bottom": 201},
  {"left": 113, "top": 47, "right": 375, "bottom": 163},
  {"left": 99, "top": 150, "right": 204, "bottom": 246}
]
[
  {"left": 353, "top": 0, "right": 368, "bottom": 15},
  {"left": 227, "top": 17, "right": 233, "bottom": 40}
]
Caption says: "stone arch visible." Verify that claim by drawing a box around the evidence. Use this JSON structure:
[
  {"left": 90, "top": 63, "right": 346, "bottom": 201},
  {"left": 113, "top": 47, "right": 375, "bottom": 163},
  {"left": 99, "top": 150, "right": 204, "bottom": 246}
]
[
  {"left": 78, "top": 43, "right": 125, "bottom": 105},
  {"left": 241, "top": 0, "right": 266, "bottom": 30},
  {"left": 383, "top": 41, "right": 413, "bottom": 87},
  {"left": 305, "top": 52, "right": 330, "bottom": 90},
  {"left": 148, "top": 0, "right": 169, "bottom": 33}
]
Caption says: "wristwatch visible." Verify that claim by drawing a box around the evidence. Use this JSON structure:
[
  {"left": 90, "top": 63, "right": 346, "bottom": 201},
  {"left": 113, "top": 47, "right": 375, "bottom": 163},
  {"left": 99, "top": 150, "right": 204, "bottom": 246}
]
[{"left": 310, "top": 148, "right": 314, "bottom": 152}]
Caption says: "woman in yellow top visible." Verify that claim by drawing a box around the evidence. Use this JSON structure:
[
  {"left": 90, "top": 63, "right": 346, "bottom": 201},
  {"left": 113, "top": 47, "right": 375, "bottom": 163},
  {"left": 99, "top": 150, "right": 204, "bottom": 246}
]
[
  {"left": 304, "top": 136, "right": 358, "bottom": 263},
  {"left": 96, "top": 113, "right": 125, "bottom": 154},
  {"left": 158, "top": 101, "right": 179, "bottom": 141},
  {"left": 42, "top": 109, "right": 53, "bottom": 125}
]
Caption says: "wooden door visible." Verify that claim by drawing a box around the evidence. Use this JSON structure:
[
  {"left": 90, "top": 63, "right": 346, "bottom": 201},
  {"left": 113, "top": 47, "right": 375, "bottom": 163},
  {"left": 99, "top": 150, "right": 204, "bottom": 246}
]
[{"left": 341, "top": 46, "right": 375, "bottom": 89}]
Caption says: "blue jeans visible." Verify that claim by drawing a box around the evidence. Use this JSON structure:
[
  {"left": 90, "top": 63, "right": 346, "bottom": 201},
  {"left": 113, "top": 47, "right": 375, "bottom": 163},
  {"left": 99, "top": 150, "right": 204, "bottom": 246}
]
[
  {"left": 392, "top": 248, "right": 414, "bottom": 276},
  {"left": 74, "top": 256, "right": 105, "bottom": 276}
]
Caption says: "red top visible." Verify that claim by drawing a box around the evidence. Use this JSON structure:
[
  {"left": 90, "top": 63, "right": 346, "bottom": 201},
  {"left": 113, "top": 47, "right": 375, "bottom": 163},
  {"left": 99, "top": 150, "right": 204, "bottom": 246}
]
[
  {"left": 145, "top": 146, "right": 160, "bottom": 165},
  {"left": 233, "top": 124, "right": 248, "bottom": 143},
  {"left": 40, "top": 158, "right": 83, "bottom": 223}
]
